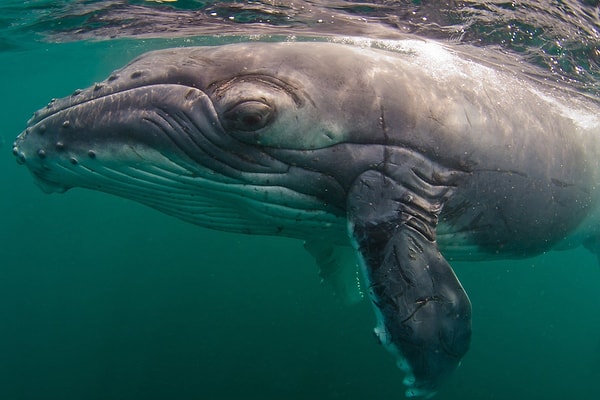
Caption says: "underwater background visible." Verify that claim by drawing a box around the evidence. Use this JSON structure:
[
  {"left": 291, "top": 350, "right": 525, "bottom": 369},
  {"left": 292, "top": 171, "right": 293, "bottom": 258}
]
[{"left": 2, "top": 1, "right": 600, "bottom": 399}]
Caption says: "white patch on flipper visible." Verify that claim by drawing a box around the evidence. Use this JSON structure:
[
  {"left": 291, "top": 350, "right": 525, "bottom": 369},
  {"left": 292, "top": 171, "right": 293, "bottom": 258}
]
[{"left": 347, "top": 220, "right": 436, "bottom": 399}]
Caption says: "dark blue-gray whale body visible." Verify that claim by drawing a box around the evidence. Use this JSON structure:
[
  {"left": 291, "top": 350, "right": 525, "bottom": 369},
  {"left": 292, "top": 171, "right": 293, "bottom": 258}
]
[{"left": 12, "top": 39, "right": 600, "bottom": 397}]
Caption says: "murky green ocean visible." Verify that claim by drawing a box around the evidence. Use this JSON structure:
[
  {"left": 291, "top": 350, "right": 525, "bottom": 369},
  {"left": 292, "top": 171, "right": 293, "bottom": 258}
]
[{"left": 2, "top": 1, "right": 600, "bottom": 399}]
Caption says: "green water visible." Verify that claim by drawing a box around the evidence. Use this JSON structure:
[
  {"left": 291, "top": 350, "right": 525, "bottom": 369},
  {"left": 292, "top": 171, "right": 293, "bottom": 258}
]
[{"left": 2, "top": 12, "right": 600, "bottom": 400}]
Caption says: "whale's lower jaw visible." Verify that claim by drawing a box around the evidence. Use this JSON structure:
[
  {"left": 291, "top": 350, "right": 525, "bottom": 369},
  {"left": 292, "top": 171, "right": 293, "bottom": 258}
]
[{"left": 23, "top": 145, "right": 346, "bottom": 240}]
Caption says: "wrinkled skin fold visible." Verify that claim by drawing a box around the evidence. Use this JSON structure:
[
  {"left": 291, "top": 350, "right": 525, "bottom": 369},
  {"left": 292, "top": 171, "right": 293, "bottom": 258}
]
[{"left": 12, "top": 39, "right": 600, "bottom": 397}]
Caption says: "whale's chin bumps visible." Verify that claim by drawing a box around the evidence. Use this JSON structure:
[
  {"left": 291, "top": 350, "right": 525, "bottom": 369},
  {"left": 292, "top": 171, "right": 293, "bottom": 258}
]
[{"left": 13, "top": 39, "right": 600, "bottom": 397}]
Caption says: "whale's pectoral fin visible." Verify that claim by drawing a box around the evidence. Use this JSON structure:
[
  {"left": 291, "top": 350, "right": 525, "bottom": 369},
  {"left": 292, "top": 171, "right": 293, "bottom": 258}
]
[
  {"left": 347, "top": 169, "right": 471, "bottom": 398},
  {"left": 304, "top": 240, "right": 364, "bottom": 304}
]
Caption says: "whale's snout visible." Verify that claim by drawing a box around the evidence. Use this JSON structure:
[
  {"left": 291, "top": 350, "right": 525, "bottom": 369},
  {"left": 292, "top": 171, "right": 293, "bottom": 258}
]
[
  {"left": 12, "top": 73, "right": 220, "bottom": 197},
  {"left": 13, "top": 118, "right": 73, "bottom": 194}
]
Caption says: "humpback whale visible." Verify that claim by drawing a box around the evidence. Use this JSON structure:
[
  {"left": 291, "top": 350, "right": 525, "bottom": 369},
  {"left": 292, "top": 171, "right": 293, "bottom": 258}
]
[{"left": 12, "top": 39, "right": 600, "bottom": 397}]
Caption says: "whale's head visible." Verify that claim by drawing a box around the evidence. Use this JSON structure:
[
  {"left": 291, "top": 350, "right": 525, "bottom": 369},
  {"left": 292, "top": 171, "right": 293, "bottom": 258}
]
[
  {"left": 13, "top": 41, "right": 473, "bottom": 398},
  {"left": 13, "top": 42, "right": 387, "bottom": 239}
]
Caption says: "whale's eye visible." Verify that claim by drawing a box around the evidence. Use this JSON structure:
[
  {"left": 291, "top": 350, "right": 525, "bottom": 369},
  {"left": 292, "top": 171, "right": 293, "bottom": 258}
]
[{"left": 222, "top": 100, "right": 274, "bottom": 132}]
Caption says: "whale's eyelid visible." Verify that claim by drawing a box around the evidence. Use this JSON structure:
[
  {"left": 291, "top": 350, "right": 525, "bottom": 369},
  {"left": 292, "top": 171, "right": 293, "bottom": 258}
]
[{"left": 207, "top": 74, "right": 305, "bottom": 107}]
